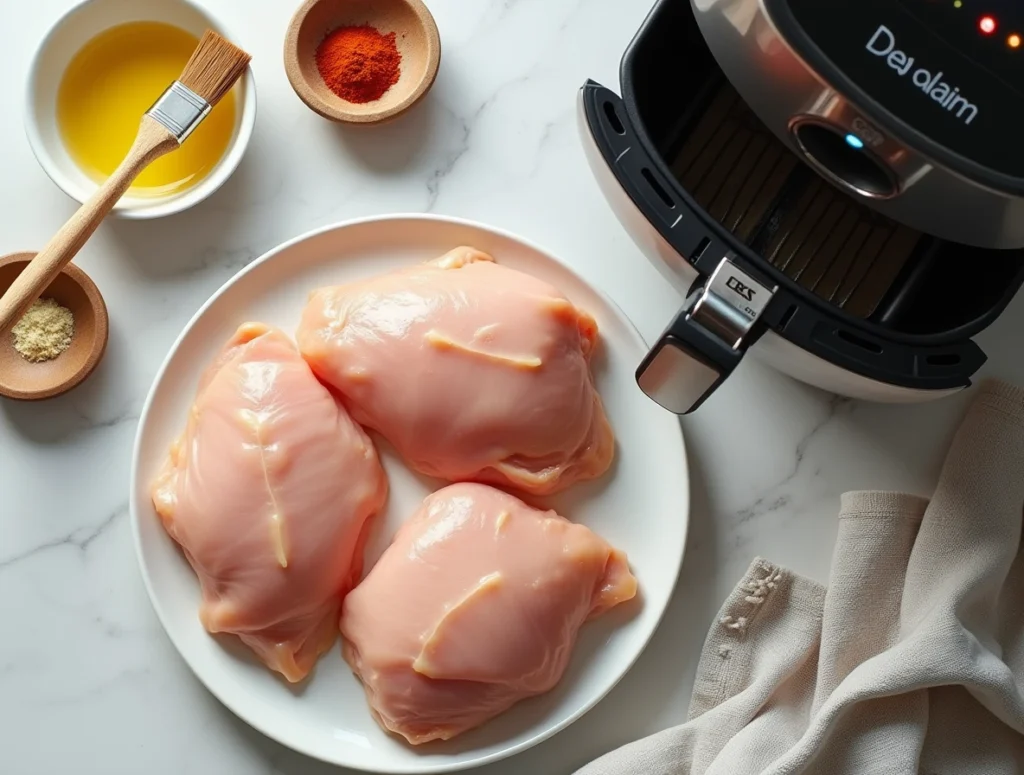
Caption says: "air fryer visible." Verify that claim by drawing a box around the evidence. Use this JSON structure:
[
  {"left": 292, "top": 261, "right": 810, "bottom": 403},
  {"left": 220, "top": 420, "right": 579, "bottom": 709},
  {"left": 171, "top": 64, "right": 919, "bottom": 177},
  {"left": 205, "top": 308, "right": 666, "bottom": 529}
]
[{"left": 579, "top": 0, "right": 1024, "bottom": 413}]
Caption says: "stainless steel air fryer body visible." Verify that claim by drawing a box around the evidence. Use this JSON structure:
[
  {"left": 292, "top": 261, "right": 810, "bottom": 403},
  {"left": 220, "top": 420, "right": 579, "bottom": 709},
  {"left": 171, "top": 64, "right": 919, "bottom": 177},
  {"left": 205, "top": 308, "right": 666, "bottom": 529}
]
[
  {"left": 579, "top": 0, "right": 1024, "bottom": 414},
  {"left": 693, "top": 0, "right": 1024, "bottom": 249}
]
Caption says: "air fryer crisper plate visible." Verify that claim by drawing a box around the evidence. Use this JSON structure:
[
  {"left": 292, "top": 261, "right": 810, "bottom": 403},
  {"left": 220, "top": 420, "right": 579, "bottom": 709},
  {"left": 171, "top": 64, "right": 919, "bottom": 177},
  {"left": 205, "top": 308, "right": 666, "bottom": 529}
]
[{"left": 674, "top": 83, "right": 921, "bottom": 320}]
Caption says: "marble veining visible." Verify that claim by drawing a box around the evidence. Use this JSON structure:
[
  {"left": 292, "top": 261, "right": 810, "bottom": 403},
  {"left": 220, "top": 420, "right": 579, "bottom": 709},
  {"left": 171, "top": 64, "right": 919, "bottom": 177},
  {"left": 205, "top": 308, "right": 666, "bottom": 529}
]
[
  {"left": 0, "top": 505, "right": 126, "bottom": 573},
  {"left": 732, "top": 395, "right": 854, "bottom": 525},
  {"left": 4, "top": 0, "right": 1024, "bottom": 773}
]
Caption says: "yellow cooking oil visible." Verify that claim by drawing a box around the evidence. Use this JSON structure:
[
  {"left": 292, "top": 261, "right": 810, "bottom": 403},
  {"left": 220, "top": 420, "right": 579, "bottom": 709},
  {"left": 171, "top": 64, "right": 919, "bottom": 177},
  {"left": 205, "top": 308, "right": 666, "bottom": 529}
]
[{"left": 57, "top": 22, "right": 237, "bottom": 197}]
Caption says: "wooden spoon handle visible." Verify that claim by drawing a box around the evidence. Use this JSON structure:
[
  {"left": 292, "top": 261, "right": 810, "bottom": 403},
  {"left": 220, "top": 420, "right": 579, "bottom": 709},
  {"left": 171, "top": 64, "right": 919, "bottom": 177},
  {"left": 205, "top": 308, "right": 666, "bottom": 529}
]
[{"left": 0, "top": 116, "right": 179, "bottom": 335}]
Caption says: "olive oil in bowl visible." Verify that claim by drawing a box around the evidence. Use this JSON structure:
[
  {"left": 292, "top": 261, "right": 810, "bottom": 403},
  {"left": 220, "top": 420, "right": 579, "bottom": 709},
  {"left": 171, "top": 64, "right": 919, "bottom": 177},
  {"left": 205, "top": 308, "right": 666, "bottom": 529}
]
[{"left": 57, "top": 21, "right": 237, "bottom": 198}]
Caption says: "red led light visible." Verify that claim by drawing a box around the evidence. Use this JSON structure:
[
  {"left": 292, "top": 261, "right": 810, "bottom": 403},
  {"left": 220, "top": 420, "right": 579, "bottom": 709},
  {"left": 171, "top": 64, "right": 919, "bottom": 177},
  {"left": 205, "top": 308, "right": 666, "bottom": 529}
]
[{"left": 980, "top": 15, "right": 997, "bottom": 34}]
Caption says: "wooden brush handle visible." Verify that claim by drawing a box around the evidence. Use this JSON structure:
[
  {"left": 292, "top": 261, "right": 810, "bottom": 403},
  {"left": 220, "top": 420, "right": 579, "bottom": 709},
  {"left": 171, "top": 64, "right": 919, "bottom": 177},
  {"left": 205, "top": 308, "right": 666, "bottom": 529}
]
[{"left": 0, "top": 116, "right": 179, "bottom": 336}]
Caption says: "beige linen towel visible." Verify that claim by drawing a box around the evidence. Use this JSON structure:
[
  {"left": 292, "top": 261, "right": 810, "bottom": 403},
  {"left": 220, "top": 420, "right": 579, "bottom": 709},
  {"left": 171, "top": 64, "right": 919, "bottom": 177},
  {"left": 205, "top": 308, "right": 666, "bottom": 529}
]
[{"left": 578, "top": 380, "right": 1024, "bottom": 775}]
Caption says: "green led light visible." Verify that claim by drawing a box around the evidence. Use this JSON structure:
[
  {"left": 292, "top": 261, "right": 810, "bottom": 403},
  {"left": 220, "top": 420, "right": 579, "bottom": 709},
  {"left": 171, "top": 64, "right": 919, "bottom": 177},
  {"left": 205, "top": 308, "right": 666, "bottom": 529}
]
[{"left": 954, "top": 0, "right": 962, "bottom": 7}]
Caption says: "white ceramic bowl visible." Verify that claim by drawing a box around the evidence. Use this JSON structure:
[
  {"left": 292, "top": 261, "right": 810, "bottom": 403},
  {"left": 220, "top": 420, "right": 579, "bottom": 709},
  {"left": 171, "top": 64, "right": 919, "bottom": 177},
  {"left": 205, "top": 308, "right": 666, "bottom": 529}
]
[{"left": 25, "top": 0, "right": 257, "bottom": 220}]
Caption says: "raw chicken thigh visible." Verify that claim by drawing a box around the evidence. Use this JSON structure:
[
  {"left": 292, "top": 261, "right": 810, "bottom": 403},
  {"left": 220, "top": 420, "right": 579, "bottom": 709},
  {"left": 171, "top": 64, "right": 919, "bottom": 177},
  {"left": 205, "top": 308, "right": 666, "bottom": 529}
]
[
  {"left": 296, "top": 247, "right": 614, "bottom": 496},
  {"left": 340, "top": 482, "right": 637, "bottom": 744},
  {"left": 151, "top": 323, "right": 387, "bottom": 683}
]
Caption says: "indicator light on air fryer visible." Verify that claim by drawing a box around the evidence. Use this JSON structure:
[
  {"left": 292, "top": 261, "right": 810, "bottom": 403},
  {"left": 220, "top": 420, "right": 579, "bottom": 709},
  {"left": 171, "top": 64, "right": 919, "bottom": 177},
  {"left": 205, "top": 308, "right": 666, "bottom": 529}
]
[
  {"left": 844, "top": 134, "right": 865, "bottom": 150},
  {"left": 1010, "top": 33, "right": 1022, "bottom": 49},
  {"left": 980, "top": 16, "right": 997, "bottom": 35}
]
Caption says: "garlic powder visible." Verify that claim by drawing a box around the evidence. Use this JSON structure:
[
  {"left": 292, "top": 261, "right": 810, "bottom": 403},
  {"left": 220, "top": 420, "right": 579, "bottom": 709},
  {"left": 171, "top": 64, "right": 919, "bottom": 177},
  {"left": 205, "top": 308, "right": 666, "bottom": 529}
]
[{"left": 11, "top": 298, "right": 75, "bottom": 363}]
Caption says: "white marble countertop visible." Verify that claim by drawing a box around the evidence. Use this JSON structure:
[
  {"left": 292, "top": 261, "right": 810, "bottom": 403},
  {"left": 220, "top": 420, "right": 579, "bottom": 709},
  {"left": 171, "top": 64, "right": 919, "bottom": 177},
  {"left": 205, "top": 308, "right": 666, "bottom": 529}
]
[{"left": 3, "top": 1, "right": 1024, "bottom": 773}]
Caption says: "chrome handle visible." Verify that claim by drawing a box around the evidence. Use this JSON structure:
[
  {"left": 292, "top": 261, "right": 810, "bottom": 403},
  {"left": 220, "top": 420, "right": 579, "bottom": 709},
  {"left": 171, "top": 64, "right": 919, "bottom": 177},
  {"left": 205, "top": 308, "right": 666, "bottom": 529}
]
[{"left": 638, "top": 256, "right": 776, "bottom": 414}]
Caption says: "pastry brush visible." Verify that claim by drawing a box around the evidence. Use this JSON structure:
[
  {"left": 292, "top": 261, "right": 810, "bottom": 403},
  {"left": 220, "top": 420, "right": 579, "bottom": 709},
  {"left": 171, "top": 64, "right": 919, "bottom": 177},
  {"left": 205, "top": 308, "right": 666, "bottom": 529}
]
[{"left": 0, "top": 30, "right": 251, "bottom": 336}]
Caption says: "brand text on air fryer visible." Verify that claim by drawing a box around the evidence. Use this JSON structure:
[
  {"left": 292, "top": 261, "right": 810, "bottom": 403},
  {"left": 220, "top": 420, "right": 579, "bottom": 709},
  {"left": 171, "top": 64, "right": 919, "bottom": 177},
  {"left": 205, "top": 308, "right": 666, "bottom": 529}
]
[{"left": 866, "top": 25, "right": 978, "bottom": 125}]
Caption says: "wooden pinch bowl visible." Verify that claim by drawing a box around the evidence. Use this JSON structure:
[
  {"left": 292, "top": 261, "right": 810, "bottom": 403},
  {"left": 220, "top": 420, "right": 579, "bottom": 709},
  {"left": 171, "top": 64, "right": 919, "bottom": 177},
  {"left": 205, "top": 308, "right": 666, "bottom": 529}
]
[
  {"left": 0, "top": 253, "right": 108, "bottom": 401},
  {"left": 284, "top": 0, "right": 440, "bottom": 124}
]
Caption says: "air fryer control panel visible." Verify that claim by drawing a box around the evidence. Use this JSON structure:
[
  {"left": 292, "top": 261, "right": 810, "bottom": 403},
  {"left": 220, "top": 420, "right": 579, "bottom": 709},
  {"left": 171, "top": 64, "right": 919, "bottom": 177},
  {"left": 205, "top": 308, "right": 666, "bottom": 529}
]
[
  {"left": 773, "top": 0, "right": 1024, "bottom": 179},
  {"left": 896, "top": 0, "right": 1024, "bottom": 97}
]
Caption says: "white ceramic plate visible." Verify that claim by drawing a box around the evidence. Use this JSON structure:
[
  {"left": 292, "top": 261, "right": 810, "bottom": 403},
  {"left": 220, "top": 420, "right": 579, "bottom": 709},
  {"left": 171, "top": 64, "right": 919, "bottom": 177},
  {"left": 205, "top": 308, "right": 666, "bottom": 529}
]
[{"left": 130, "top": 215, "right": 689, "bottom": 773}]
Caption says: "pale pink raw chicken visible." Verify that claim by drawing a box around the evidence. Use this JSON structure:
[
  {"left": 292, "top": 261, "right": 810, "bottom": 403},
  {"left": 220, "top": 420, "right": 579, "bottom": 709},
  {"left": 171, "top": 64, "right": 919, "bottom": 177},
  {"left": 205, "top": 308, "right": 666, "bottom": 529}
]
[
  {"left": 296, "top": 247, "right": 614, "bottom": 496},
  {"left": 340, "top": 482, "right": 637, "bottom": 744},
  {"left": 151, "top": 323, "right": 388, "bottom": 683}
]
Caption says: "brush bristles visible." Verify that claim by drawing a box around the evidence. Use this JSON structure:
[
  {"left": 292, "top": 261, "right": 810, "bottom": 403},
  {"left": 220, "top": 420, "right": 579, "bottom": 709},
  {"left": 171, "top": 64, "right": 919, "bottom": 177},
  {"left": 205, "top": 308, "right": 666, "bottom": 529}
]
[{"left": 179, "top": 29, "right": 252, "bottom": 106}]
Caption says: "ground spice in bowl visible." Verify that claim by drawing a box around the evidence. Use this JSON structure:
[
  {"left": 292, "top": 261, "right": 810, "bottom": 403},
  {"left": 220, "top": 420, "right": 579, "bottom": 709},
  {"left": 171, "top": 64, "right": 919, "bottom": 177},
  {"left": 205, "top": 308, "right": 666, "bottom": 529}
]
[
  {"left": 11, "top": 297, "right": 74, "bottom": 362},
  {"left": 316, "top": 24, "right": 402, "bottom": 104}
]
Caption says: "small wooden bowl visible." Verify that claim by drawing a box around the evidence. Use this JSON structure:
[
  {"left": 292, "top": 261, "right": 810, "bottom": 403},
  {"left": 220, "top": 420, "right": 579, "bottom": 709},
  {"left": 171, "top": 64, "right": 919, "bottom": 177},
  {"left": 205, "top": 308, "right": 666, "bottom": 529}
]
[
  {"left": 0, "top": 253, "right": 108, "bottom": 401},
  {"left": 284, "top": 0, "right": 441, "bottom": 124}
]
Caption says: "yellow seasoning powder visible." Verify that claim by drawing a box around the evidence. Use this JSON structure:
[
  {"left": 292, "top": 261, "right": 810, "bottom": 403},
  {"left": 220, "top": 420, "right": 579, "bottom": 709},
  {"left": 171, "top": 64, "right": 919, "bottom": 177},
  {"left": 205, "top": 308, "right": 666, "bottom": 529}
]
[{"left": 12, "top": 299, "right": 75, "bottom": 363}]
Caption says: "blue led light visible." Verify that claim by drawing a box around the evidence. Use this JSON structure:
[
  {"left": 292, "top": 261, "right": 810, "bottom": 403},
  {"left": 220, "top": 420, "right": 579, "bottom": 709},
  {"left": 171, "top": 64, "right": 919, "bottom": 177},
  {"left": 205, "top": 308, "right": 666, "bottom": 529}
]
[{"left": 845, "top": 133, "right": 865, "bottom": 150}]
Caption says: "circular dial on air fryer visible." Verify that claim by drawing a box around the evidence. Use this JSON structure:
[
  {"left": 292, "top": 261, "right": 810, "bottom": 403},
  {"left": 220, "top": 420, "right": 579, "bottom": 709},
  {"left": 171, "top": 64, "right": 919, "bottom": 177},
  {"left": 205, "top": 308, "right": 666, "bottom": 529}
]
[{"left": 777, "top": 0, "right": 1024, "bottom": 182}]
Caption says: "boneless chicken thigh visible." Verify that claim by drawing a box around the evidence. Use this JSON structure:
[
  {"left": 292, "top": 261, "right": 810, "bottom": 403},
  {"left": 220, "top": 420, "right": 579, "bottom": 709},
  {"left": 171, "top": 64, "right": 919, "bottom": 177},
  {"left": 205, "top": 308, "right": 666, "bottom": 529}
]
[
  {"left": 151, "top": 323, "right": 387, "bottom": 682},
  {"left": 296, "top": 247, "right": 614, "bottom": 496},
  {"left": 340, "top": 483, "right": 637, "bottom": 744}
]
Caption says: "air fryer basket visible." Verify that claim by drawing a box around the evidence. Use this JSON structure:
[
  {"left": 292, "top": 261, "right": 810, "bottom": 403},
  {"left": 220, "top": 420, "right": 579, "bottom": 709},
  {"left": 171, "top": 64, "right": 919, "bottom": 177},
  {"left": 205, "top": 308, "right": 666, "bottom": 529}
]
[{"left": 581, "top": 0, "right": 1024, "bottom": 404}]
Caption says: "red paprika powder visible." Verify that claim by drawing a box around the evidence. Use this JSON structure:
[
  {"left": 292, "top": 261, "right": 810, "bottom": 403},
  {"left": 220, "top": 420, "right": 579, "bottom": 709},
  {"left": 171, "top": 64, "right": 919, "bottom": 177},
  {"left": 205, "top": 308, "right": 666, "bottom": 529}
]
[{"left": 316, "top": 25, "right": 402, "bottom": 104}]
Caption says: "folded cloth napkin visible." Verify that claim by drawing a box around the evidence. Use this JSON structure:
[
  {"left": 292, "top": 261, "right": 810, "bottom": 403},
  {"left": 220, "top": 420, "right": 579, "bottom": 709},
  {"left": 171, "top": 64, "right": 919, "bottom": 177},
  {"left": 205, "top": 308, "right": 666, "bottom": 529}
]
[{"left": 578, "top": 380, "right": 1024, "bottom": 775}]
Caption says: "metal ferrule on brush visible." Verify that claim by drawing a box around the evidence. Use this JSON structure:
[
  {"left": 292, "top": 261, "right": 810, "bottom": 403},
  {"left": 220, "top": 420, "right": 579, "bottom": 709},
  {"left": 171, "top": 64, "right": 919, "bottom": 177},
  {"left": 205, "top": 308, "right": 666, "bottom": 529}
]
[{"left": 147, "top": 81, "right": 211, "bottom": 142}]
